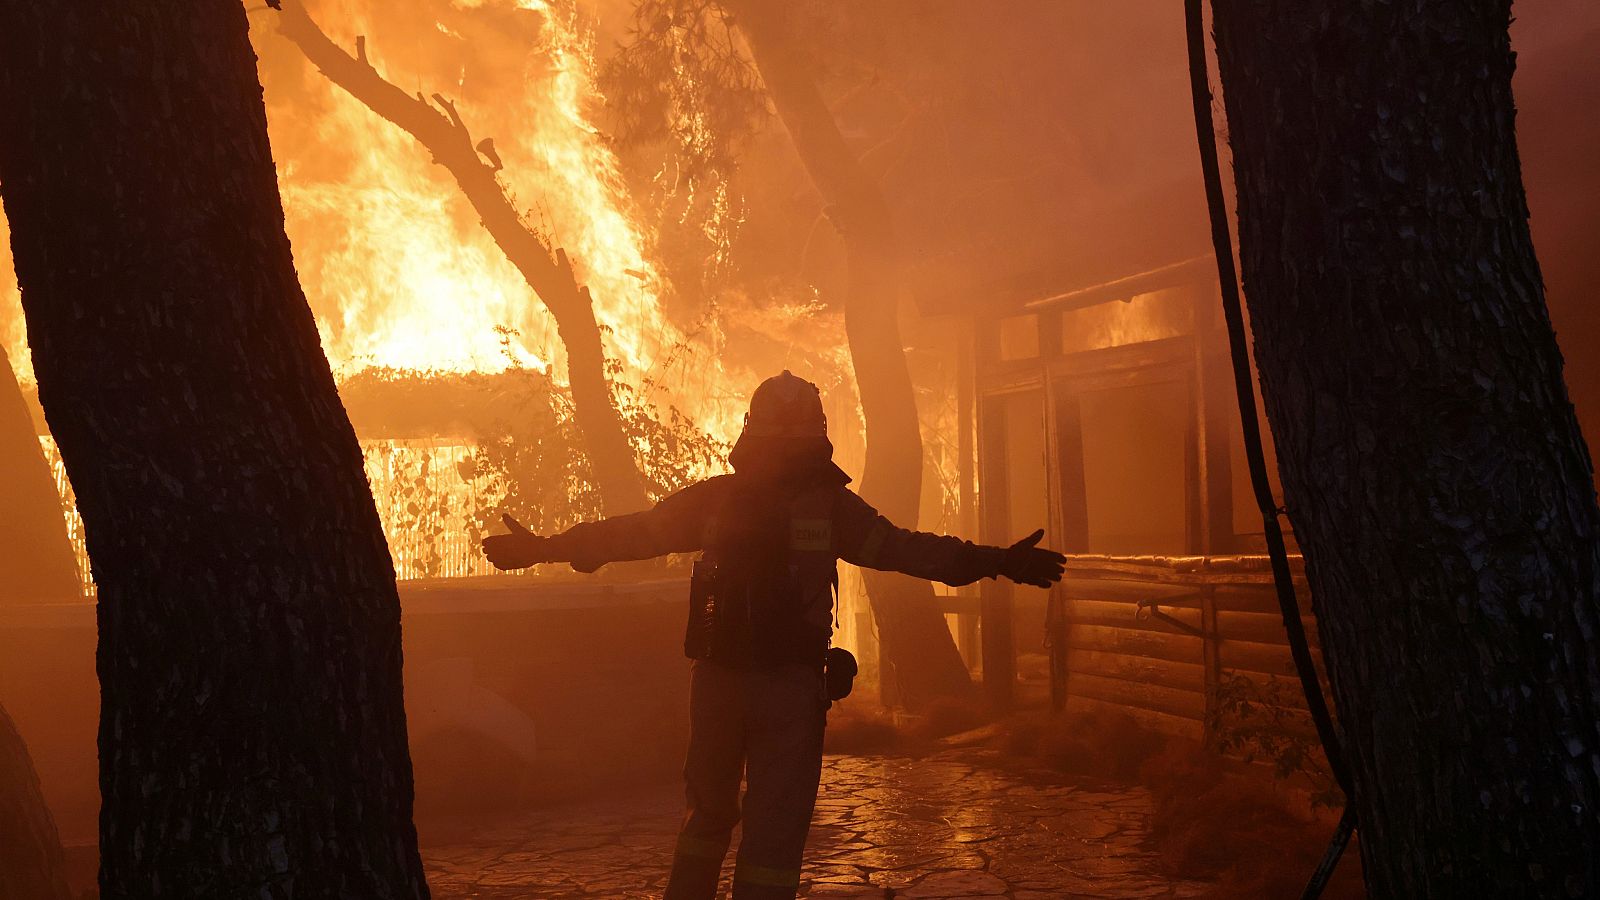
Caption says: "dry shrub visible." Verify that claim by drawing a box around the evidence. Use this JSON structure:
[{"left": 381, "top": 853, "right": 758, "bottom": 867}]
[
  {"left": 1138, "top": 742, "right": 1365, "bottom": 899},
  {"left": 992, "top": 708, "right": 1365, "bottom": 898}
]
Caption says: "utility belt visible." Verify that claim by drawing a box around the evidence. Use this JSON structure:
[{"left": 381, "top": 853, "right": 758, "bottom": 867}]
[{"left": 685, "top": 560, "right": 856, "bottom": 701}]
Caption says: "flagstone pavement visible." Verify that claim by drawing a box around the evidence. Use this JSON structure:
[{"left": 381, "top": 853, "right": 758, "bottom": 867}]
[{"left": 421, "top": 750, "right": 1211, "bottom": 899}]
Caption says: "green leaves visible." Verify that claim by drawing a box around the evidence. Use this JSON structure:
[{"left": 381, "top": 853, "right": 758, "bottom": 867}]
[
  {"left": 465, "top": 364, "right": 729, "bottom": 552},
  {"left": 1207, "top": 671, "right": 1340, "bottom": 809}
]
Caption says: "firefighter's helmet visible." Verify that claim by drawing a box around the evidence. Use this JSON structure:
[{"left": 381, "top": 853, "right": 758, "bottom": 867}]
[{"left": 742, "top": 370, "right": 827, "bottom": 439}]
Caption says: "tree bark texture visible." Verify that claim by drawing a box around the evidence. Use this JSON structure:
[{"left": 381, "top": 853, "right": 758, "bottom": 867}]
[
  {"left": 0, "top": 701, "right": 72, "bottom": 900},
  {"left": 0, "top": 354, "right": 80, "bottom": 602},
  {"left": 1211, "top": 1, "right": 1600, "bottom": 895},
  {"left": 0, "top": 2, "right": 429, "bottom": 896},
  {"left": 275, "top": 2, "right": 651, "bottom": 517},
  {"left": 727, "top": 0, "right": 973, "bottom": 706}
]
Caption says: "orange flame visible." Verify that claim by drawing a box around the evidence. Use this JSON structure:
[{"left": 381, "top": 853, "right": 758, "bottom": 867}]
[{"left": 254, "top": 0, "right": 756, "bottom": 446}]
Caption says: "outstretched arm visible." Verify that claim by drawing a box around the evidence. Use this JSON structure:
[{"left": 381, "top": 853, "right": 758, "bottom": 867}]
[
  {"left": 483, "top": 480, "right": 716, "bottom": 572},
  {"left": 833, "top": 491, "right": 1065, "bottom": 588}
]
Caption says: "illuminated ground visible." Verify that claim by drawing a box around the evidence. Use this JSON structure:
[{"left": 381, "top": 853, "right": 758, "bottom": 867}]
[{"left": 421, "top": 751, "right": 1210, "bottom": 899}]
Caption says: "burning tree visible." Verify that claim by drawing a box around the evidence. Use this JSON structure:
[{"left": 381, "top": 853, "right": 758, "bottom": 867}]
[
  {"left": 460, "top": 358, "right": 731, "bottom": 539},
  {"left": 0, "top": 0, "right": 428, "bottom": 894},
  {"left": 1211, "top": 0, "right": 1600, "bottom": 893},
  {"left": 258, "top": 0, "right": 966, "bottom": 700},
  {"left": 274, "top": 0, "right": 653, "bottom": 517}
]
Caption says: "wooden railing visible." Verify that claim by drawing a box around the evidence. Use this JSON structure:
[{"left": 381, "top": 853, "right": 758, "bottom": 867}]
[{"left": 1057, "top": 554, "right": 1325, "bottom": 741}]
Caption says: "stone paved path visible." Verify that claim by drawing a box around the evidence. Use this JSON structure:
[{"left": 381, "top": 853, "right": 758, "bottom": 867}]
[{"left": 423, "top": 751, "right": 1211, "bottom": 899}]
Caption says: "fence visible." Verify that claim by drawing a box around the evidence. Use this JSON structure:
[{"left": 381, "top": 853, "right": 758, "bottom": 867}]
[
  {"left": 1057, "top": 554, "right": 1325, "bottom": 743},
  {"left": 362, "top": 440, "right": 503, "bottom": 580}
]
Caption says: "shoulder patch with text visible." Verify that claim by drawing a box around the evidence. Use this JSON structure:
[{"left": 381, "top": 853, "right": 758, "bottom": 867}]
[{"left": 790, "top": 518, "right": 832, "bottom": 552}]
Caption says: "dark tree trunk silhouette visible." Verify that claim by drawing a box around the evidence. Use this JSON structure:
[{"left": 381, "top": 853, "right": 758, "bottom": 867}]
[
  {"left": 275, "top": 1, "right": 651, "bottom": 516},
  {"left": 1211, "top": 1, "right": 1600, "bottom": 894},
  {"left": 727, "top": 0, "right": 972, "bottom": 705},
  {"left": 0, "top": 354, "right": 79, "bottom": 602},
  {"left": 0, "top": 1, "right": 429, "bottom": 896},
  {"left": 0, "top": 701, "right": 71, "bottom": 900}
]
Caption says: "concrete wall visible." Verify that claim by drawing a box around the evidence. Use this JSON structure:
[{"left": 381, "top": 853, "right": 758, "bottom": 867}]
[{"left": 0, "top": 575, "right": 692, "bottom": 846}]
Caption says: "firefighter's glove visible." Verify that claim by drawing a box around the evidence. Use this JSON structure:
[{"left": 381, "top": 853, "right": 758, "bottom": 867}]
[
  {"left": 1000, "top": 529, "right": 1066, "bottom": 588},
  {"left": 482, "top": 514, "right": 552, "bottom": 571}
]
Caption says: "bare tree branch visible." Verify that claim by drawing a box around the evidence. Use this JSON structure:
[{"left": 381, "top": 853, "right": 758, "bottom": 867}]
[{"left": 274, "top": 0, "right": 651, "bottom": 514}]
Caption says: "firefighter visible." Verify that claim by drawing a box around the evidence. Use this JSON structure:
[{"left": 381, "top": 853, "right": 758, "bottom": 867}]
[{"left": 483, "top": 371, "right": 1066, "bottom": 900}]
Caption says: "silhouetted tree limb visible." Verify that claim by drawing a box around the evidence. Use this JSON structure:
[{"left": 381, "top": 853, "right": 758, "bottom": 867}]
[{"left": 276, "top": 0, "right": 651, "bottom": 515}]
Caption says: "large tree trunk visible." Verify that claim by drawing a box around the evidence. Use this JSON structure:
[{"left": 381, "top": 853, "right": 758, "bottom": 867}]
[
  {"left": 0, "top": 2, "right": 429, "bottom": 896},
  {"left": 0, "top": 701, "right": 72, "bottom": 900},
  {"left": 1211, "top": 1, "right": 1600, "bottom": 894},
  {"left": 274, "top": 2, "right": 651, "bottom": 517},
  {"left": 726, "top": 0, "right": 972, "bottom": 706},
  {"left": 0, "top": 353, "right": 80, "bottom": 602}
]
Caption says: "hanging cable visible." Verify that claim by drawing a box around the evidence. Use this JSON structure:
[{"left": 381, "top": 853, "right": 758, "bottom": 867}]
[{"left": 1181, "top": 1, "right": 1357, "bottom": 895}]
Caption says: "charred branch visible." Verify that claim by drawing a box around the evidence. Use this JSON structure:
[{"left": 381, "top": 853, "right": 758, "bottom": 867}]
[{"left": 275, "top": 1, "right": 651, "bottom": 515}]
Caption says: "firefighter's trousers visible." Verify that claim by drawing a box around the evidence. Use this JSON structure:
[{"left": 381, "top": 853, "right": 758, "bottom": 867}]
[{"left": 663, "top": 659, "right": 826, "bottom": 900}]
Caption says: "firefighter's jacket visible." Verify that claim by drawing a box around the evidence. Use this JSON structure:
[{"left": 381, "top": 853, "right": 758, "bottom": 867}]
[{"left": 542, "top": 467, "right": 1006, "bottom": 665}]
